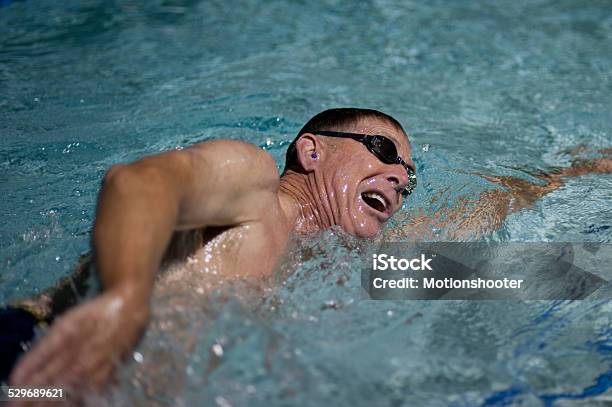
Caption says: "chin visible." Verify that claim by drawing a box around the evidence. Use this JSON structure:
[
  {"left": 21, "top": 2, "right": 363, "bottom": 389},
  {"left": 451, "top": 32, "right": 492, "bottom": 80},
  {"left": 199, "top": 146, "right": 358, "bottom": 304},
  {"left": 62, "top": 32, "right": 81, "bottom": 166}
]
[
  {"left": 355, "top": 229, "right": 382, "bottom": 238},
  {"left": 348, "top": 220, "right": 383, "bottom": 238}
]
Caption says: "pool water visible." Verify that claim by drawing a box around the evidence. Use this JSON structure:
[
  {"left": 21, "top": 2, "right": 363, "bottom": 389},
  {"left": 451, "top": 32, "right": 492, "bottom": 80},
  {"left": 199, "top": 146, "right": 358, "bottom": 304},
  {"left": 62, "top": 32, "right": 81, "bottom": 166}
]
[{"left": 1, "top": 0, "right": 612, "bottom": 405}]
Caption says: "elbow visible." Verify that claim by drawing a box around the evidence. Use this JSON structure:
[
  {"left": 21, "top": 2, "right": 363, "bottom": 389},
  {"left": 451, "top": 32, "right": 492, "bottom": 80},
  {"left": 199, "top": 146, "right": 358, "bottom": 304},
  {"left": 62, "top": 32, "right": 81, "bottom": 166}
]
[
  {"left": 103, "top": 164, "right": 127, "bottom": 185},
  {"left": 100, "top": 162, "right": 180, "bottom": 207},
  {"left": 100, "top": 164, "right": 138, "bottom": 196}
]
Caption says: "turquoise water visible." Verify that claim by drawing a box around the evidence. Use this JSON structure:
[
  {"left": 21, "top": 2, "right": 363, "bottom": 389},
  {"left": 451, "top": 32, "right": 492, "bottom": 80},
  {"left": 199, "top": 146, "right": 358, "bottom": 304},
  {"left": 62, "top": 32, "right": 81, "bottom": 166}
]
[{"left": 1, "top": 0, "right": 612, "bottom": 405}]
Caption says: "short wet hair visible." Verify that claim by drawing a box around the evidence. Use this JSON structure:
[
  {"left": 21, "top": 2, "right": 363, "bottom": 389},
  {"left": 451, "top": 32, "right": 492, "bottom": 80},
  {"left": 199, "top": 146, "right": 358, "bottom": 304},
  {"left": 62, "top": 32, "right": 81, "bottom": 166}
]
[{"left": 283, "top": 108, "right": 406, "bottom": 173}]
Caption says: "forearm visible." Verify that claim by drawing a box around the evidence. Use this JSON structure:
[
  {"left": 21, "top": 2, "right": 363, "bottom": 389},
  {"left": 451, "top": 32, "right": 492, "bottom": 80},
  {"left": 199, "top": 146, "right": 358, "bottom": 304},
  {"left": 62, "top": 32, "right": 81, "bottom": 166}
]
[
  {"left": 391, "top": 154, "right": 612, "bottom": 240},
  {"left": 489, "top": 155, "right": 612, "bottom": 212},
  {"left": 462, "top": 155, "right": 612, "bottom": 235},
  {"left": 93, "top": 164, "right": 183, "bottom": 307}
]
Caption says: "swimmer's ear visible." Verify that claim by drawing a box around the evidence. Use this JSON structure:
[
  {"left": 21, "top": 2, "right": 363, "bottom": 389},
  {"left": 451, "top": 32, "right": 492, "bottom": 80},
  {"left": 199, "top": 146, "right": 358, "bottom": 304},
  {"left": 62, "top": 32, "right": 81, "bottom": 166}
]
[{"left": 295, "top": 133, "right": 321, "bottom": 172}]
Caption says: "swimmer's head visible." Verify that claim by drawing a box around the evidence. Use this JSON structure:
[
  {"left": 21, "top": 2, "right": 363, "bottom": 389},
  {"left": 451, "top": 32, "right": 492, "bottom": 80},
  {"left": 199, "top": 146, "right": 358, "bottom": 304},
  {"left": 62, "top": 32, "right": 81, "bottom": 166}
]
[{"left": 284, "top": 108, "right": 414, "bottom": 238}]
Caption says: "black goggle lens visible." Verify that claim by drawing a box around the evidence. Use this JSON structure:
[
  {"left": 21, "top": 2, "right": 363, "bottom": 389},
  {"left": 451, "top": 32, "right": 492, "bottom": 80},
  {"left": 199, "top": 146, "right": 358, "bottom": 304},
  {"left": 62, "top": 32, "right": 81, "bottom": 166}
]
[
  {"left": 367, "top": 136, "right": 417, "bottom": 197},
  {"left": 367, "top": 136, "right": 397, "bottom": 164}
]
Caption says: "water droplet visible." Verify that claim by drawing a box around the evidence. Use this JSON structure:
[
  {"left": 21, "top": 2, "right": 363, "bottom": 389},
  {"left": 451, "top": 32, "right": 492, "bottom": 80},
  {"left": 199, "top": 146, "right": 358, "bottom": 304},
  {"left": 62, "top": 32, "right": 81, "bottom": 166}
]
[
  {"left": 133, "top": 351, "right": 143, "bottom": 363},
  {"left": 55, "top": 256, "right": 60, "bottom": 261},
  {"left": 212, "top": 343, "right": 224, "bottom": 357},
  {"left": 215, "top": 396, "right": 232, "bottom": 407},
  {"left": 421, "top": 143, "right": 430, "bottom": 152}
]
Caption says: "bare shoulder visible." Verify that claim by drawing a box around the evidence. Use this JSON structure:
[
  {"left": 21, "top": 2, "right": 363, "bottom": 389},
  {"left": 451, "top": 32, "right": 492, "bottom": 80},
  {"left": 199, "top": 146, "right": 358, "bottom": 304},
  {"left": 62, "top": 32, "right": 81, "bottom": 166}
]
[
  {"left": 187, "top": 140, "right": 280, "bottom": 192},
  {"left": 169, "top": 140, "right": 281, "bottom": 228}
]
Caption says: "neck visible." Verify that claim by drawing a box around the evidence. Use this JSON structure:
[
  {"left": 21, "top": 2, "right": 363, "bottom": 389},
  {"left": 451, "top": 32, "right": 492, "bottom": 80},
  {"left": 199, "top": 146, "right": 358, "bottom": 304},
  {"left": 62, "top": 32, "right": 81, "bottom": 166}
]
[{"left": 278, "top": 170, "right": 335, "bottom": 235}]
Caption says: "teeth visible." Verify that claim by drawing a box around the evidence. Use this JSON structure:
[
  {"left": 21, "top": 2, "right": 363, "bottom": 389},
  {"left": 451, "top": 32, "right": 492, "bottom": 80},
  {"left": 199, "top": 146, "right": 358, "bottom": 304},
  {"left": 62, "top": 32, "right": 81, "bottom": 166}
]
[{"left": 363, "top": 192, "right": 387, "bottom": 209}]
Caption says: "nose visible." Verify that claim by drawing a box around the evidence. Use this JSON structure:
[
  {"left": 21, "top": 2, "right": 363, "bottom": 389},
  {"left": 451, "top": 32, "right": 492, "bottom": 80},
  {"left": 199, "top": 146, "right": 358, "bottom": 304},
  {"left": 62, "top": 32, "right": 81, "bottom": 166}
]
[{"left": 386, "top": 164, "right": 409, "bottom": 193}]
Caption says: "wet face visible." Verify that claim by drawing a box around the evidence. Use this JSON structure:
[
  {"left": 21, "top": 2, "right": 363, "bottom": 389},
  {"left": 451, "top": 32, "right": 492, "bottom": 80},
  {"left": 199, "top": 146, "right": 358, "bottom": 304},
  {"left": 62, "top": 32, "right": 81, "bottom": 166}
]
[{"left": 318, "top": 118, "right": 414, "bottom": 238}]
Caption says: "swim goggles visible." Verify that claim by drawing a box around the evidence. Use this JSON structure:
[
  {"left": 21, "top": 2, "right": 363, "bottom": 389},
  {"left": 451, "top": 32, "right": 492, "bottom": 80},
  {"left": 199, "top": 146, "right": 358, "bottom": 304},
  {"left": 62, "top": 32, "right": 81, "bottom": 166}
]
[{"left": 310, "top": 130, "right": 417, "bottom": 196}]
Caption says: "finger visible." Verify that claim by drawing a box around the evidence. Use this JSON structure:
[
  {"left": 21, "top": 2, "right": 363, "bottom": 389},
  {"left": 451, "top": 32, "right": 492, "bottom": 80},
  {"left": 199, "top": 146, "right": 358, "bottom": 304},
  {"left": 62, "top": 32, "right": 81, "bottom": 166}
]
[
  {"left": 28, "top": 320, "right": 104, "bottom": 387},
  {"left": 26, "top": 339, "right": 80, "bottom": 388},
  {"left": 44, "top": 332, "right": 118, "bottom": 389},
  {"left": 88, "top": 358, "right": 117, "bottom": 390},
  {"left": 10, "top": 332, "right": 65, "bottom": 385},
  {"left": 71, "top": 339, "right": 121, "bottom": 384},
  {"left": 10, "top": 316, "right": 83, "bottom": 385},
  {"left": 58, "top": 352, "right": 116, "bottom": 402},
  {"left": 10, "top": 337, "right": 55, "bottom": 385}
]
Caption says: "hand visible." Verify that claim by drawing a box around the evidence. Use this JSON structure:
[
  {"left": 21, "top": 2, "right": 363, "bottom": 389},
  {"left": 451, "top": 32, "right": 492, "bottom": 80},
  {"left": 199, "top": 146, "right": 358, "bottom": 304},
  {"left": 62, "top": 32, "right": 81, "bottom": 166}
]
[{"left": 9, "top": 288, "right": 149, "bottom": 397}]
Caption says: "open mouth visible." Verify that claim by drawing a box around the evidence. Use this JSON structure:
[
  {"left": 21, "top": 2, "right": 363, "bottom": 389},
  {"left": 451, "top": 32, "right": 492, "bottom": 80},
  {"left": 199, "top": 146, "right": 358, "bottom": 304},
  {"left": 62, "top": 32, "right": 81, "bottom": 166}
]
[{"left": 361, "top": 191, "right": 388, "bottom": 213}]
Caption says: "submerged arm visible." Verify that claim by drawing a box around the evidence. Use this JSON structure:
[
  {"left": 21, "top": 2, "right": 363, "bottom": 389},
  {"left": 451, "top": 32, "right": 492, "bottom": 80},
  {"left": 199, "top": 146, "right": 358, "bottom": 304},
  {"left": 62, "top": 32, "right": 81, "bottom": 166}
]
[{"left": 392, "top": 153, "right": 612, "bottom": 240}]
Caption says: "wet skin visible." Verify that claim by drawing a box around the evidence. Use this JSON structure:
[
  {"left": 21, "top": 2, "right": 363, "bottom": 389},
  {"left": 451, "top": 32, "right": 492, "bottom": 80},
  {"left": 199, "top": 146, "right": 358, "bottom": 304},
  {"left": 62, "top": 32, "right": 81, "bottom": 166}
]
[
  {"left": 9, "top": 117, "right": 413, "bottom": 394},
  {"left": 10, "top": 115, "right": 612, "bottom": 399},
  {"left": 280, "top": 119, "right": 414, "bottom": 238}
]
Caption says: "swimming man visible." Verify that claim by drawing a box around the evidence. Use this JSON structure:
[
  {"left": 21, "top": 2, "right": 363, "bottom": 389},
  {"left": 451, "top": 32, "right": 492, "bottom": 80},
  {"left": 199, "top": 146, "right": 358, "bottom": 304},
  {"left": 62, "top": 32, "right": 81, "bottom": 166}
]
[{"left": 8, "top": 108, "right": 612, "bottom": 394}]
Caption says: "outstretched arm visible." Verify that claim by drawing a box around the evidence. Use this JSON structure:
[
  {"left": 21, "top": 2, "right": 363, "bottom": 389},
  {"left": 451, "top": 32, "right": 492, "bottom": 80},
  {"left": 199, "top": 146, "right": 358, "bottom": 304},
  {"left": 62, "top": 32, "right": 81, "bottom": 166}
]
[
  {"left": 10, "top": 140, "right": 279, "bottom": 391},
  {"left": 391, "top": 152, "right": 612, "bottom": 240}
]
